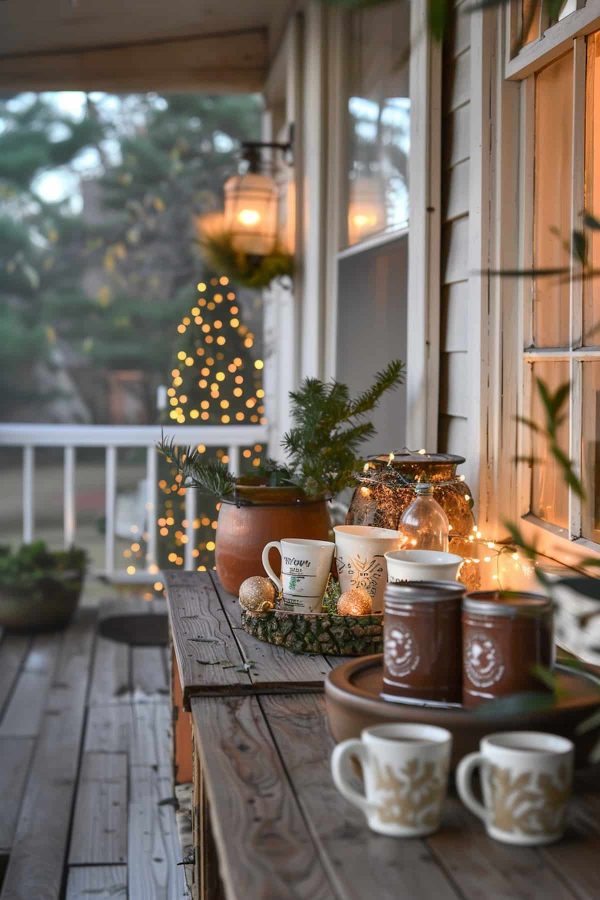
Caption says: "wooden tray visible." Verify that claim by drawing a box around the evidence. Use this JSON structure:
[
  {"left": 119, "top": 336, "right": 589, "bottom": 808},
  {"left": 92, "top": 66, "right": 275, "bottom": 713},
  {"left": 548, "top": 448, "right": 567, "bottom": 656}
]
[
  {"left": 240, "top": 608, "right": 383, "bottom": 656},
  {"left": 325, "top": 654, "right": 600, "bottom": 768}
]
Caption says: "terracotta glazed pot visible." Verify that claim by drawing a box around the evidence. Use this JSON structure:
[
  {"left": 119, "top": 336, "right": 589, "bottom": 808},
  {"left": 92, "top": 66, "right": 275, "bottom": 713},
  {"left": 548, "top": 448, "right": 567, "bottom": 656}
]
[{"left": 215, "top": 485, "right": 332, "bottom": 594}]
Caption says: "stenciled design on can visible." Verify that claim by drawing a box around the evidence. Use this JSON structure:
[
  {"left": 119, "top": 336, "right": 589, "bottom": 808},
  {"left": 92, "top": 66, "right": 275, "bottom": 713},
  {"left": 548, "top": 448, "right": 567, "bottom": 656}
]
[
  {"left": 337, "top": 554, "right": 384, "bottom": 597},
  {"left": 464, "top": 632, "right": 505, "bottom": 688},
  {"left": 385, "top": 624, "right": 420, "bottom": 678}
]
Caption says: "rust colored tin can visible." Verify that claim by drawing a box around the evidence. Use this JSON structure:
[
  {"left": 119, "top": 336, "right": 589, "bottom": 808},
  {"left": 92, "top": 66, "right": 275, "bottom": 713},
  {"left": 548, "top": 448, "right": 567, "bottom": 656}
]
[
  {"left": 462, "top": 591, "right": 554, "bottom": 708},
  {"left": 383, "top": 581, "right": 465, "bottom": 703}
]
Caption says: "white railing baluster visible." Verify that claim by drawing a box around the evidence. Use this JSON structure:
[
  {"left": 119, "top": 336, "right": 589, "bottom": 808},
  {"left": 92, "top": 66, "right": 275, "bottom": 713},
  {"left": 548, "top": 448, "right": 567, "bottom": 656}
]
[
  {"left": 22, "top": 445, "right": 34, "bottom": 543},
  {"left": 184, "top": 486, "right": 197, "bottom": 571},
  {"left": 0, "top": 423, "right": 268, "bottom": 580},
  {"left": 228, "top": 444, "right": 240, "bottom": 477},
  {"left": 145, "top": 445, "right": 158, "bottom": 570},
  {"left": 63, "top": 445, "right": 76, "bottom": 548},
  {"left": 105, "top": 446, "right": 117, "bottom": 576}
]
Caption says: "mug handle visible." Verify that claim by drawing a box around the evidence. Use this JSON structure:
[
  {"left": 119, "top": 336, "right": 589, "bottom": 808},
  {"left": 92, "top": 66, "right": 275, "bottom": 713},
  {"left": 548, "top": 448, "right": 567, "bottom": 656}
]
[
  {"left": 330, "top": 739, "right": 368, "bottom": 814},
  {"left": 262, "top": 541, "right": 283, "bottom": 593},
  {"left": 456, "top": 752, "right": 487, "bottom": 822}
]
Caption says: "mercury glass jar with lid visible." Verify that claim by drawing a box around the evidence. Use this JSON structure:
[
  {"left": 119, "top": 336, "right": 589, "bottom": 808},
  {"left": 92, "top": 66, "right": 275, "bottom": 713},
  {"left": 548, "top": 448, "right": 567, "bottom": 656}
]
[{"left": 346, "top": 451, "right": 478, "bottom": 587}]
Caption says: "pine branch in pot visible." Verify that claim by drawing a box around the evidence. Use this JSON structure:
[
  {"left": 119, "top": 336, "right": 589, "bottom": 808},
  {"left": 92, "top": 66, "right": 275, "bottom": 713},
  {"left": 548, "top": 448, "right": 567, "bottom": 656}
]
[{"left": 158, "top": 359, "right": 404, "bottom": 592}]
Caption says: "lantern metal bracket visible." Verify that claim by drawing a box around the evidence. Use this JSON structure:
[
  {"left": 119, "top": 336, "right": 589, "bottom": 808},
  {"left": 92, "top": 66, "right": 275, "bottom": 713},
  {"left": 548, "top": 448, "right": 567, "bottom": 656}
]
[{"left": 240, "top": 124, "right": 294, "bottom": 172}]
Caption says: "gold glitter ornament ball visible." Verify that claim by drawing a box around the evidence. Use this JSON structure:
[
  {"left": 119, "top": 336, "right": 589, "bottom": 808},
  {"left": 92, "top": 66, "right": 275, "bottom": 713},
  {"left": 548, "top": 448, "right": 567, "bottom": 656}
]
[
  {"left": 337, "top": 587, "right": 372, "bottom": 616},
  {"left": 239, "top": 576, "right": 276, "bottom": 613}
]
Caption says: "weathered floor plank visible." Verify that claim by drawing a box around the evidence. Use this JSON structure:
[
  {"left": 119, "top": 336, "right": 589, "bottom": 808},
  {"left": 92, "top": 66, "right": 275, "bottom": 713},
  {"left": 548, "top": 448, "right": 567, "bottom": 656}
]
[
  {"left": 66, "top": 865, "right": 127, "bottom": 900},
  {"left": 68, "top": 752, "right": 128, "bottom": 865},
  {"left": 0, "top": 614, "right": 95, "bottom": 900},
  {"left": 0, "top": 634, "right": 61, "bottom": 738},
  {"left": 0, "top": 737, "right": 35, "bottom": 853},
  {"left": 84, "top": 700, "right": 171, "bottom": 766},
  {"left": 132, "top": 645, "right": 170, "bottom": 698},
  {"left": 128, "top": 765, "right": 186, "bottom": 900},
  {"left": 88, "top": 635, "right": 131, "bottom": 705},
  {"left": 0, "top": 634, "right": 30, "bottom": 719},
  {"left": 190, "top": 694, "right": 335, "bottom": 900},
  {"left": 261, "top": 693, "right": 462, "bottom": 900}
]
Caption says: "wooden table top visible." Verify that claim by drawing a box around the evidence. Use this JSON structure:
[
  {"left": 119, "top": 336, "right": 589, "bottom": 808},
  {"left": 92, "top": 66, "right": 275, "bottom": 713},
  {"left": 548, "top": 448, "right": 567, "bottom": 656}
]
[
  {"left": 163, "top": 570, "right": 345, "bottom": 708},
  {"left": 166, "top": 571, "right": 600, "bottom": 900}
]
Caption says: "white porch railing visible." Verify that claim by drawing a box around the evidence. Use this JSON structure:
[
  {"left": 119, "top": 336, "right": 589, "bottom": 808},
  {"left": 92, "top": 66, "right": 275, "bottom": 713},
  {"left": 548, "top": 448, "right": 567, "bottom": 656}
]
[{"left": 0, "top": 423, "right": 268, "bottom": 581}]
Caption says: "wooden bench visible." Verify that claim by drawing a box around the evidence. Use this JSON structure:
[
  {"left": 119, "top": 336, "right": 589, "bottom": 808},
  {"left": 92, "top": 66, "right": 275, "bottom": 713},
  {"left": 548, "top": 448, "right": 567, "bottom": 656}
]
[{"left": 165, "top": 571, "right": 600, "bottom": 900}]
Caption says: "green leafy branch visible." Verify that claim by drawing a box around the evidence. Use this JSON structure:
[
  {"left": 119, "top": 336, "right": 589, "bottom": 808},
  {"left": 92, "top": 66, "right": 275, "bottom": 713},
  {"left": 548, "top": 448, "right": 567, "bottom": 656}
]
[
  {"left": 282, "top": 359, "right": 405, "bottom": 496},
  {"left": 158, "top": 360, "right": 404, "bottom": 499},
  {"left": 157, "top": 434, "right": 236, "bottom": 497}
]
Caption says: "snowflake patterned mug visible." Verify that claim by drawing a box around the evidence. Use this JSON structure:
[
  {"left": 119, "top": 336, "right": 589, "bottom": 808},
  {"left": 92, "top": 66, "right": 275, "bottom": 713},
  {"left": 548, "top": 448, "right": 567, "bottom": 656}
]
[
  {"left": 334, "top": 525, "right": 405, "bottom": 613},
  {"left": 456, "top": 731, "right": 574, "bottom": 845},
  {"left": 331, "top": 723, "right": 452, "bottom": 837},
  {"left": 262, "top": 538, "right": 335, "bottom": 613}
]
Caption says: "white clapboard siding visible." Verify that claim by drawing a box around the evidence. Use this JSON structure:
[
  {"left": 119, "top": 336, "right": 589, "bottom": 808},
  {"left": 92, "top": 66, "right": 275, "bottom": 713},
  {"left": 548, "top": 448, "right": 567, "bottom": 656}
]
[
  {"left": 440, "top": 282, "right": 469, "bottom": 352},
  {"left": 438, "top": 414, "right": 470, "bottom": 457},
  {"left": 438, "top": 0, "right": 472, "bottom": 456}
]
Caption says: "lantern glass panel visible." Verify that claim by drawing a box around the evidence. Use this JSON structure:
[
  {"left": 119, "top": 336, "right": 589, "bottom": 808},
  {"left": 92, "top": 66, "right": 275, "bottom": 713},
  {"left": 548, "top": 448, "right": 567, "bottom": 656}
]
[{"left": 224, "top": 172, "right": 279, "bottom": 255}]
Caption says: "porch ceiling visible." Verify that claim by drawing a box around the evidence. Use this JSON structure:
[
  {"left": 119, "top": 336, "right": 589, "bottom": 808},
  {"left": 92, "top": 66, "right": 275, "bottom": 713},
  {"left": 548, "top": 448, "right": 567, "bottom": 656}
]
[{"left": 0, "top": 0, "right": 292, "bottom": 92}]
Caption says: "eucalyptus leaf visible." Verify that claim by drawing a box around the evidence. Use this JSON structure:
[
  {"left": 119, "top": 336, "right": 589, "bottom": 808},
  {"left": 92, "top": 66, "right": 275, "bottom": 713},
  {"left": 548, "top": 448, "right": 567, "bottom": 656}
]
[{"left": 474, "top": 691, "right": 556, "bottom": 719}]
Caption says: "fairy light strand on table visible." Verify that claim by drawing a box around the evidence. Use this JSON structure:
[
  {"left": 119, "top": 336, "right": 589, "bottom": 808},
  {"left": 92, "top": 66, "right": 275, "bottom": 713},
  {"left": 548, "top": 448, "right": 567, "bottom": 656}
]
[{"left": 358, "top": 449, "right": 534, "bottom": 590}]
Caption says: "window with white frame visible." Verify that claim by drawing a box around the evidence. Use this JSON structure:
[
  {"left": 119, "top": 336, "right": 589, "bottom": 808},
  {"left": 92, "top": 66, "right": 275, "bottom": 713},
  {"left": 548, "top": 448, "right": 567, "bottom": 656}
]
[
  {"left": 344, "top": 1, "right": 410, "bottom": 248},
  {"left": 509, "top": 1, "right": 600, "bottom": 552},
  {"left": 332, "top": 0, "right": 413, "bottom": 454}
]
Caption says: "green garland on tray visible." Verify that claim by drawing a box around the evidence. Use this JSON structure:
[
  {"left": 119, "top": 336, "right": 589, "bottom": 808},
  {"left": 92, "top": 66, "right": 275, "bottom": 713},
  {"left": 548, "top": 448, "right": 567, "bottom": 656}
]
[{"left": 200, "top": 230, "right": 294, "bottom": 290}]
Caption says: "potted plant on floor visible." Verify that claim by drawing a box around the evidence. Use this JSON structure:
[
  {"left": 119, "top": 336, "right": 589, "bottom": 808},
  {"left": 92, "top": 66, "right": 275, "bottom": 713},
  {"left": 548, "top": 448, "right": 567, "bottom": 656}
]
[
  {"left": 158, "top": 359, "right": 404, "bottom": 592},
  {"left": 0, "top": 541, "right": 87, "bottom": 631}
]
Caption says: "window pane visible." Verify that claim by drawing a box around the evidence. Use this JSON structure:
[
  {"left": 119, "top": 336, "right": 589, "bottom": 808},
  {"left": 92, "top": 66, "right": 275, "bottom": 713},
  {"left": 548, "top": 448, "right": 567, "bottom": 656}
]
[
  {"left": 533, "top": 52, "right": 573, "bottom": 347},
  {"left": 584, "top": 31, "right": 600, "bottom": 346},
  {"left": 582, "top": 362, "right": 600, "bottom": 542},
  {"left": 530, "top": 361, "right": 570, "bottom": 530},
  {"left": 345, "top": 1, "right": 410, "bottom": 247},
  {"left": 522, "top": 0, "right": 541, "bottom": 46}
]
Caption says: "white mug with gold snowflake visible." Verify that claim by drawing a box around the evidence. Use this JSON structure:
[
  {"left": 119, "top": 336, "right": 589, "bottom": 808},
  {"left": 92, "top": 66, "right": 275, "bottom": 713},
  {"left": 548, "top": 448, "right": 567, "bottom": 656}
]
[
  {"left": 456, "top": 731, "right": 574, "bottom": 845},
  {"left": 334, "top": 525, "right": 405, "bottom": 613},
  {"left": 331, "top": 723, "right": 452, "bottom": 836}
]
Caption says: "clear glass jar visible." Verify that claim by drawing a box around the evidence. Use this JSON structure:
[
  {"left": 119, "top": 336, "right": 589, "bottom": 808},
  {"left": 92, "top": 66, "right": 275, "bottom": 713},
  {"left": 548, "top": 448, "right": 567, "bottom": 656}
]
[{"left": 399, "top": 485, "right": 449, "bottom": 551}]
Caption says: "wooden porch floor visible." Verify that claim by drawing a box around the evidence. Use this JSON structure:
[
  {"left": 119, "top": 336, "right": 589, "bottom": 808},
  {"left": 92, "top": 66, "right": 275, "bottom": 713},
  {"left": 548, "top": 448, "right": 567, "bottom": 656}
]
[{"left": 0, "top": 607, "right": 187, "bottom": 900}]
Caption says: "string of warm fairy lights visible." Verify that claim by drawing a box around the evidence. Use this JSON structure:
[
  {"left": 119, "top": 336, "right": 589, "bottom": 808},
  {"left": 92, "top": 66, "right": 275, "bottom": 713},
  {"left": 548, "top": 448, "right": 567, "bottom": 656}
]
[
  {"left": 121, "top": 275, "right": 265, "bottom": 594},
  {"left": 360, "top": 449, "right": 532, "bottom": 589}
]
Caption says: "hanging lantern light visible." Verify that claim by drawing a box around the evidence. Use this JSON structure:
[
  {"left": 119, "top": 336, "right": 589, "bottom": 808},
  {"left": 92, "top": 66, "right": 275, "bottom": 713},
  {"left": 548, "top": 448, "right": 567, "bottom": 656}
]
[
  {"left": 347, "top": 174, "right": 386, "bottom": 245},
  {"left": 223, "top": 137, "right": 293, "bottom": 257}
]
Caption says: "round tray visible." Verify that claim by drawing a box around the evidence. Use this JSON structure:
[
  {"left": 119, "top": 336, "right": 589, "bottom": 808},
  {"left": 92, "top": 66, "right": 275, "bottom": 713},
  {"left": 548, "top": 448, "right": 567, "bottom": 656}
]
[
  {"left": 325, "top": 654, "right": 600, "bottom": 768},
  {"left": 240, "top": 607, "right": 383, "bottom": 656}
]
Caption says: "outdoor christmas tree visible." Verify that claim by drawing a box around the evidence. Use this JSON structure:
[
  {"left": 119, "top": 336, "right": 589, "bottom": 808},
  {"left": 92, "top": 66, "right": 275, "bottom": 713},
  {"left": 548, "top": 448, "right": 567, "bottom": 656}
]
[
  {"left": 165, "top": 275, "right": 265, "bottom": 428},
  {"left": 122, "top": 274, "right": 266, "bottom": 582}
]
